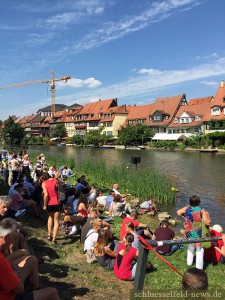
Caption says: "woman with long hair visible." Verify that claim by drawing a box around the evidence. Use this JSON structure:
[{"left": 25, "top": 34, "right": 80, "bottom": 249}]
[
  {"left": 42, "top": 172, "right": 62, "bottom": 244},
  {"left": 177, "top": 195, "right": 211, "bottom": 269},
  {"left": 77, "top": 194, "right": 88, "bottom": 218},
  {"left": 22, "top": 154, "right": 31, "bottom": 176},
  {"left": 94, "top": 229, "right": 119, "bottom": 270},
  {"left": 114, "top": 233, "right": 138, "bottom": 280}
]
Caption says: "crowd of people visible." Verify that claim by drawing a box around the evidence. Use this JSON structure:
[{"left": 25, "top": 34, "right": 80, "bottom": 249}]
[{"left": 0, "top": 147, "right": 225, "bottom": 298}]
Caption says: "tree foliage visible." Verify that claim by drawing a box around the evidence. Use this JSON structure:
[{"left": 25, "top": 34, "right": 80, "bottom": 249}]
[
  {"left": 2, "top": 117, "right": 25, "bottom": 145},
  {"left": 52, "top": 124, "right": 67, "bottom": 139},
  {"left": 118, "top": 124, "right": 155, "bottom": 145}
]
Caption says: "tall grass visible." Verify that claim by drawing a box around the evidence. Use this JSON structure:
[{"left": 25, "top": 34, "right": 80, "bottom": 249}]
[
  {"left": 77, "top": 158, "right": 175, "bottom": 203},
  {"left": 30, "top": 153, "right": 175, "bottom": 204}
]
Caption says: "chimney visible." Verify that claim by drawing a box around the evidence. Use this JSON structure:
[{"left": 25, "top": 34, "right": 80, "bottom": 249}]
[{"left": 221, "top": 80, "right": 225, "bottom": 88}]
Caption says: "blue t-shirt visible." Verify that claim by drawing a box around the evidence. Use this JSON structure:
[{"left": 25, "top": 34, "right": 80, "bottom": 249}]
[{"left": 105, "top": 196, "right": 114, "bottom": 209}]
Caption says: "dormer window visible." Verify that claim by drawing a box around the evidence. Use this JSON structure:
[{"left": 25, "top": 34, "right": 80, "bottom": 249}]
[
  {"left": 211, "top": 107, "right": 220, "bottom": 116},
  {"left": 195, "top": 116, "right": 200, "bottom": 121},
  {"left": 174, "top": 118, "right": 178, "bottom": 123},
  {"left": 165, "top": 116, "right": 169, "bottom": 120}
]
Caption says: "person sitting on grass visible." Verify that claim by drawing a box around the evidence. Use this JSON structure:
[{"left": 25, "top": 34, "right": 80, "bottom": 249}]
[
  {"left": 94, "top": 229, "right": 119, "bottom": 270},
  {"left": 0, "top": 196, "right": 29, "bottom": 254},
  {"left": 84, "top": 218, "right": 112, "bottom": 263},
  {"left": 109, "top": 194, "right": 132, "bottom": 217},
  {"left": 120, "top": 210, "right": 153, "bottom": 241},
  {"left": 152, "top": 220, "right": 179, "bottom": 256},
  {"left": 77, "top": 194, "right": 88, "bottom": 218},
  {"left": 204, "top": 224, "right": 225, "bottom": 264},
  {"left": 0, "top": 218, "right": 60, "bottom": 300},
  {"left": 215, "top": 234, "right": 225, "bottom": 260},
  {"left": 114, "top": 233, "right": 156, "bottom": 281},
  {"left": 10, "top": 184, "right": 40, "bottom": 218}
]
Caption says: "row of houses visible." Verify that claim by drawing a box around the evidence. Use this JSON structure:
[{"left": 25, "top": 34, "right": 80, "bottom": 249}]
[{"left": 4, "top": 80, "right": 225, "bottom": 139}]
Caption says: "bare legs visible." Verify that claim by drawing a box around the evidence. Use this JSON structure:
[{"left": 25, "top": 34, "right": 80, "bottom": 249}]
[{"left": 48, "top": 212, "right": 61, "bottom": 242}]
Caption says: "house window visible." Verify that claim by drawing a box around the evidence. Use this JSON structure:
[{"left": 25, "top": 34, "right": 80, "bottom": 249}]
[
  {"left": 195, "top": 116, "right": 200, "bottom": 121},
  {"left": 211, "top": 108, "right": 220, "bottom": 116},
  {"left": 174, "top": 118, "right": 178, "bottom": 123},
  {"left": 165, "top": 116, "right": 169, "bottom": 120},
  {"left": 154, "top": 116, "right": 160, "bottom": 121}
]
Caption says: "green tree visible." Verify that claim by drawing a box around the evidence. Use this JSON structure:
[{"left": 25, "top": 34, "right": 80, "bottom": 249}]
[
  {"left": 2, "top": 117, "right": 25, "bottom": 145},
  {"left": 118, "top": 124, "right": 154, "bottom": 145},
  {"left": 52, "top": 124, "right": 67, "bottom": 139},
  {"left": 84, "top": 130, "right": 102, "bottom": 146}
]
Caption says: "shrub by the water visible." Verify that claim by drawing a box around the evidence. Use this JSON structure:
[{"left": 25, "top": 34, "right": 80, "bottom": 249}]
[{"left": 29, "top": 153, "right": 175, "bottom": 204}]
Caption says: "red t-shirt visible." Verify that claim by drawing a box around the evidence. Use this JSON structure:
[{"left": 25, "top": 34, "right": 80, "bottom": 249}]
[
  {"left": 204, "top": 229, "right": 223, "bottom": 264},
  {"left": 114, "top": 243, "right": 137, "bottom": 280},
  {"left": 44, "top": 178, "right": 60, "bottom": 206},
  {"left": 120, "top": 217, "right": 140, "bottom": 240},
  {"left": 0, "top": 252, "right": 20, "bottom": 300}
]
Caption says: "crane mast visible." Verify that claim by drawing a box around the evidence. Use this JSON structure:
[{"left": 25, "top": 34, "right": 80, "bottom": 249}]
[{"left": 0, "top": 71, "right": 71, "bottom": 116}]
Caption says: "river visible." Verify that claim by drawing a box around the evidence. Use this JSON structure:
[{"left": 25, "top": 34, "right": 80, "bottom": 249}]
[{"left": 25, "top": 145, "right": 225, "bottom": 229}]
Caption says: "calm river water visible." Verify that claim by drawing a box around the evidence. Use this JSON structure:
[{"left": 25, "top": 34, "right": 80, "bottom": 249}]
[{"left": 26, "top": 145, "right": 225, "bottom": 229}]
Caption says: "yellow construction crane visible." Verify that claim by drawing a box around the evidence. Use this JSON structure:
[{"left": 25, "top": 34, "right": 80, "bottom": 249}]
[{"left": 0, "top": 71, "right": 71, "bottom": 115}]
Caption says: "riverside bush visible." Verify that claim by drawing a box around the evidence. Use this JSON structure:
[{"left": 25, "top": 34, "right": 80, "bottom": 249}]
[{"left": 29, "top": 152, "right": 175, "bottom": 204}]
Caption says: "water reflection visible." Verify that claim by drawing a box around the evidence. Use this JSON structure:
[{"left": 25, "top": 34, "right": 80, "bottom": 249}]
[{"left": 28, "top": 145, "right": 225, "bottom": 228}]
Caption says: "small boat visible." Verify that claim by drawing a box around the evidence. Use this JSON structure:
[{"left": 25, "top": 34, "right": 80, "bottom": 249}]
[
  {"left": 57, "top": 143, "right": 65, "bottom": 147},
  {"left": 126, "top": 146, "right": 141, "bottom": 150},
  {"left": 99, "top": 145, "right": 115, "bottom": 149},
  {"left": 200, "top": 149, "right": 218, "bottom": 153}
]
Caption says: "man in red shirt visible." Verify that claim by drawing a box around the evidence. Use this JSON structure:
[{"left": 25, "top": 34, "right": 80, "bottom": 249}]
[
  {"left": 0, "top": 219, "right": 60, "bottom": 300},
  {"left": 120, "top": 210, "right": 152, "bottom": 240}
]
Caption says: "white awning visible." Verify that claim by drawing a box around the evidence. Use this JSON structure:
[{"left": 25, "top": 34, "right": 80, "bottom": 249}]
[{"left": 152, "top": 133, "right": 193, "bottom": 141}]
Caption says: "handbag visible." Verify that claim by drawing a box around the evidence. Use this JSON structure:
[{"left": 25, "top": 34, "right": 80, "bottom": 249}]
[
  {"left": 85, "top": 248, "right": 97, "bottom": 264},
  {"left": 201, "top": 219, "right": 211, "bottom": 249}
]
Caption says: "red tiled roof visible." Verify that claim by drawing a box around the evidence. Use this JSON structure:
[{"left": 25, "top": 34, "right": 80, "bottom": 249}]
[
  {"left": 76, "top": 99, "right": 117, "bottom": 121},
  {"left": 189, "top": 96, "right": 213, "bottom": 106},
  {"left": 168, "top": 102, "right": 211, "bottom": 128},
  {"left": 126, "top": 104, "right": 154, "bottom": 120},
  {"left": 211, "top": 81, "right": 225, "bottom": 108},
  {"left": 148, "top": 94, "right": 187, "bottom": 127}
]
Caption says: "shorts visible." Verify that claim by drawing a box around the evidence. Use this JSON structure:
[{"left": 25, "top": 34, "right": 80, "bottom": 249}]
[
  {"left": 15, "top": 291, "right": 34, "bottom": 300},
  {"left": 47, "top": 204, "right": 63, "bottom": 213}
]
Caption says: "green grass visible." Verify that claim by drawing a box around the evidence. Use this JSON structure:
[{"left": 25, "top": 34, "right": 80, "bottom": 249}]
[{"left": 20, "top": 211, "right": 225, "bottom": 300}]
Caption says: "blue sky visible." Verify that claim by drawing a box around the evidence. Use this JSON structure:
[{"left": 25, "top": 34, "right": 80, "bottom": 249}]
[{"left": 1, "top": 0, "right": 225, "bottom": 120}]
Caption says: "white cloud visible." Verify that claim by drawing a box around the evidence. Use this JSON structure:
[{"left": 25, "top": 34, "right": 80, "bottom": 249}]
[
  {"left": 65, "top": 0, "right": 199, "bottom": 55},
  {"left": 201, "top": 80, "right": 219, "bottom": 86},
  {"left": 138, "top": 68, "right": 163, "bottom": 75},
  {"left": 57, "top": 77, "right": 102, "bottom": 89}
]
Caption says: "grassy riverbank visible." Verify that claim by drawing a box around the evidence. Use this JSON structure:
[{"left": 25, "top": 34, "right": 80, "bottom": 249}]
[{"left": 21, "top": 212, "right": 225, "bottom": 300}]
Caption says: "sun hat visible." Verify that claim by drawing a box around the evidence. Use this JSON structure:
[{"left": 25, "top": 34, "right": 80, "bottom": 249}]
[{"left": 212, "top": 224, "right": 223, "bottom": 233}]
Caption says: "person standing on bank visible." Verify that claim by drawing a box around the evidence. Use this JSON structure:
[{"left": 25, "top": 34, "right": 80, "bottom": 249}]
[
  {"left": 177, "top": 195, "right": 211, "bottom": 270},
  {"left": 42, "top": 173, "right": 62, "bottom": 244}
]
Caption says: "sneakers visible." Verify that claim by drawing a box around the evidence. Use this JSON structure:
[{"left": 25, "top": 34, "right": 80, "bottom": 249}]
[
  {"left": 69, "top": 225, "right": 78, "bottom": 235},
  {"left": 15, "top": 209, "right": 26, "bottom": 218},
  {"left": 146, "top": 264, "right": 157, "bottom": 272}
]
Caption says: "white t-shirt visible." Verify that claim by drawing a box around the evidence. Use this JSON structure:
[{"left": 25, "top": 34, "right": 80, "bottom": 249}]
[{"left": 84, "top": 229, "right": 99, "bottom": 251}]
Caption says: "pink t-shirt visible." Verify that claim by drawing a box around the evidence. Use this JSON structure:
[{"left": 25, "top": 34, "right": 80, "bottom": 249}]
[
  {"left": 114, "top": 244, "right": 137, "bottom": 280},
  {"left": 10, "top": 190, "right": 23, "bottom": 210}
]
